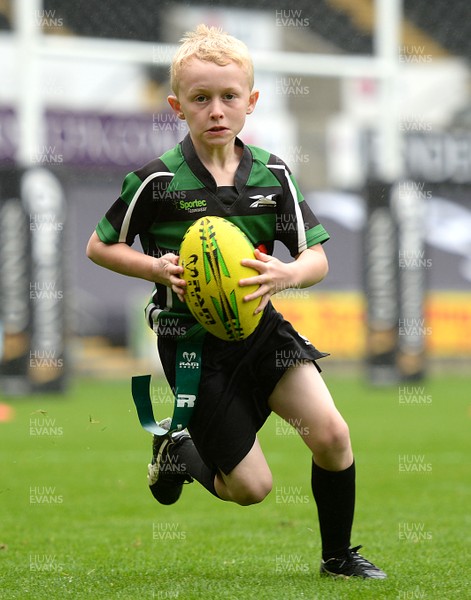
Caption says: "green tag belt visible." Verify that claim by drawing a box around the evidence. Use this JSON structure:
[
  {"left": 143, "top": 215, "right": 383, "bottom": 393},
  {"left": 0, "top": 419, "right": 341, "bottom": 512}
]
[{"left": 132, "top": 324, "right": 206, "bottom": 436}]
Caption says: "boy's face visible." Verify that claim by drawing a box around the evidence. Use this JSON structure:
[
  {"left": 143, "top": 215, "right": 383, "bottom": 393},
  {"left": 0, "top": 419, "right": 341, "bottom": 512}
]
[{"left": 168, "top": 58, "right": 258, "bottom": 153}]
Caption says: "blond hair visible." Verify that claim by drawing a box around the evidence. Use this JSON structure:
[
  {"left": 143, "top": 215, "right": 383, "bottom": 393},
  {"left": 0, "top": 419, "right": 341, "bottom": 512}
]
[{"left": 170, "top": 24, "right": 254, "bottom": 95}]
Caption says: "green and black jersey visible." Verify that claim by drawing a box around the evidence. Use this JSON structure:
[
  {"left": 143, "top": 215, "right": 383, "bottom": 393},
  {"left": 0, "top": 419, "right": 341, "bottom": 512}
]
[{"left": 96, "top": 134, "right": 330, "bottom": 329}]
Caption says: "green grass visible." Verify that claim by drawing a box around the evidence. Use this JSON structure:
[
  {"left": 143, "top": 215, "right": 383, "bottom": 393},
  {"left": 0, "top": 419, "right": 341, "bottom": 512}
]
[{"left": 0, "top": 373, "right": 470, "bottom": 599}]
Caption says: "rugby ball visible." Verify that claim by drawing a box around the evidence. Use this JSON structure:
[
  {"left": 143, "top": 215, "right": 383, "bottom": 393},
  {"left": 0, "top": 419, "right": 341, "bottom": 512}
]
[{"left": 179, "top": 216, "right": 262, "bottom": 341}]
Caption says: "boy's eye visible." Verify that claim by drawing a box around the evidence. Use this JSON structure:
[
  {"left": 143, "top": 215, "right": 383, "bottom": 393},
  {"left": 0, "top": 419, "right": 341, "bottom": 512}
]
[{"left": 193, "top": 93, "right": 236, "bottom": 102}]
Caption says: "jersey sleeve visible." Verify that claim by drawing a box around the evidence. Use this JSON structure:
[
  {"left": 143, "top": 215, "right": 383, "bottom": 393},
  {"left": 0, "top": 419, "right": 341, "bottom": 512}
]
[
  {"left": 269, "top": 158, "right": 330, "bottom": 257},
  {"left": 96, "top": 172, "right": 139, "bottom": 244},
  {"left": 95, "top": 169, "right": 161, "bottom": 246}
]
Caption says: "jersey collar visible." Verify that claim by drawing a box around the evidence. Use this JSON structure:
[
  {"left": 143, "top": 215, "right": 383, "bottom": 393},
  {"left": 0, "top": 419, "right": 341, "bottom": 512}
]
[{"left": 180, "top": 134, "right": 252, "bottom": 194}]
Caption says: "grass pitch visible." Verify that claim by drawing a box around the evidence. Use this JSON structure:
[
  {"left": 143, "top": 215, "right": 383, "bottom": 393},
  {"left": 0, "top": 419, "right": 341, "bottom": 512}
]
[{"left": 0, "top": 373, "right": 469, "bottom": 599}]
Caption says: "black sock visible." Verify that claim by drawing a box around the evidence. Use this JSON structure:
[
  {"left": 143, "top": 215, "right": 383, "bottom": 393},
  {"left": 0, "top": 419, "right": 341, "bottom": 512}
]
[
  {"left": 168, "top": 438, "right": 220, "bottom": 498},
  {"left": 311, "top": 459, "right": 356, "bottom": 560}
]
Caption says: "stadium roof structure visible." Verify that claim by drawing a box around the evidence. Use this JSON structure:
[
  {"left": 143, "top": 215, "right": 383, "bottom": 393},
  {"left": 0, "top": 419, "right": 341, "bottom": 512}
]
[{"left": 1, "top": 0, "right": 470, "bottom": 61}]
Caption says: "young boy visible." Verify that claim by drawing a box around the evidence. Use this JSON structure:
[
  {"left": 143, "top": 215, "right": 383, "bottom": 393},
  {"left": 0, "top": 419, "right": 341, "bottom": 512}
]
[{"left": 86, "top": 24, "right": 386, "bottom": 580}]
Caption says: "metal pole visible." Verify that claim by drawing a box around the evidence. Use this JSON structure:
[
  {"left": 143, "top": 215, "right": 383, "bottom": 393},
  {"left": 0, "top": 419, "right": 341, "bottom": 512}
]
[
  {"left": 375, "top": 0, "right": 403, "bottom": 182},
  {"left": 14, "top": 0, "right": 43, "bottom": 166},
  {"left": 37, "top": 35, "right": 388, "bottom": 78}
]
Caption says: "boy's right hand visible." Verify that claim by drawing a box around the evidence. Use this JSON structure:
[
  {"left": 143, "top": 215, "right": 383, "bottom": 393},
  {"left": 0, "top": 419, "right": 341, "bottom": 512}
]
[
  {"left": 86, "top": 233, "right": 186, "bottom": 301},
  {"left": 153, "top": 253, "right": 186, "bottom": 302}
]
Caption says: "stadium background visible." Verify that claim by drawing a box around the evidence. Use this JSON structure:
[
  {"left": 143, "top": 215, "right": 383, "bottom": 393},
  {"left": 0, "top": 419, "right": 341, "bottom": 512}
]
[{"left": 0, "top": 0, "right": 470, "bottom": 385}]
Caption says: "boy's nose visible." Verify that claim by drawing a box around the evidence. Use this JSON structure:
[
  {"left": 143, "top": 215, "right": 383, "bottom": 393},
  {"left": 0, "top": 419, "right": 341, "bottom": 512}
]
[{"left": 209, "top": 99, "right": 224, "bottom": 119}]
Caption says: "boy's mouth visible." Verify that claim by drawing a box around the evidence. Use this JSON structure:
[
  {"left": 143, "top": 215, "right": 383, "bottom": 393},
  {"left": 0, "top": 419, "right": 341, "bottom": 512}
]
[{"left": 208, "top": 126, "right": 228, "bottom": 132}]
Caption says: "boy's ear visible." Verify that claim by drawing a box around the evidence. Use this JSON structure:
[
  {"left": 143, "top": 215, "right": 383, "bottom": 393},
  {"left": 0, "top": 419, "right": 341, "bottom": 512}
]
[
  {"left": 246, "top": 90, "right": 259, "bottom": 115},
  {"left": 168, "top": 95, "right": 185, "bottom": 120}
]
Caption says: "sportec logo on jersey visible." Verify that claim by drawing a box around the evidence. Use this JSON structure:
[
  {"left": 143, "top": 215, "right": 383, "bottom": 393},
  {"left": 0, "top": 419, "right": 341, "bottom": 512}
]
[
  {"left": 178, "top": 199, "right": 207, "bottom": 213},
  {"left": 179, "top": 200, "right": 207, "bottom": 210}
]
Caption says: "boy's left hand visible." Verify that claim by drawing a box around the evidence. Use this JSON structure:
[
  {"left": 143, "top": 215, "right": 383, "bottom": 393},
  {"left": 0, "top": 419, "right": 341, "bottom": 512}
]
[{"left": 239, "top": 248, "right": 289, "bottom": 314}]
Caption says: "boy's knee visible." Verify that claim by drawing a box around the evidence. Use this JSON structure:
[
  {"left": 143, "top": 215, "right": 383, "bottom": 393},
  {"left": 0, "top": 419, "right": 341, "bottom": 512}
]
[
  {"left": 232, "top": 476, "right": 273, "bottom": 506},
  {"left": 318, "top": 419, "right": 351, "bottom": 454}
]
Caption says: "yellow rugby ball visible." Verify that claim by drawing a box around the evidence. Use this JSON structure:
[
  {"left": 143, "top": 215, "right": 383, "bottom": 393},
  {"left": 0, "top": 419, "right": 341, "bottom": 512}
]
[{"left": 179, "top": 216, "right": 263, "bottom": 341}]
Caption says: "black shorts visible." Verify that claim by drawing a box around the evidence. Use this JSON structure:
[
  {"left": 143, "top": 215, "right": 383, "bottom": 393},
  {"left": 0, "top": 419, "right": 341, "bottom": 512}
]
[{"left": 157, "top": 303, "right": 327, "bottom": 475}]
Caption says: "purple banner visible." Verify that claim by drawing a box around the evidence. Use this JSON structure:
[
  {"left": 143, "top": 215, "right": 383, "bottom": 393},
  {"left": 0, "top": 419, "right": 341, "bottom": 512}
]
[{"left": 0, "top": 107, "right": 187, "bottom": 169}]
